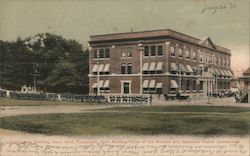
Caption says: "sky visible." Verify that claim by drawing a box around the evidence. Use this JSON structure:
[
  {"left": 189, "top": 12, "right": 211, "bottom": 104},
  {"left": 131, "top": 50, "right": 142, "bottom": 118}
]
[{"left": 0, "top": 0, "right": 249, "bottom": 75}]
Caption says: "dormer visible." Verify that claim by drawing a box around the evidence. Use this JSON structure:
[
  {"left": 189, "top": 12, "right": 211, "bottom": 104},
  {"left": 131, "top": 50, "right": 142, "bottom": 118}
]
[{"left": 199, "top": 37, "right": 217, "bottom": 50}]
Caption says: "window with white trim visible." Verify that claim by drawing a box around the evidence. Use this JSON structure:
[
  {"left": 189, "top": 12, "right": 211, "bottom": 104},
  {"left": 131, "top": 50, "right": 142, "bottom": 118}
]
[
  {"left": 178, "top": 48, "right": 183, "bottom": 58},
  {"left": 170, "top": 46, "right": 175, "bottom": 57},
  {"left": 185, "top": 49, "right": 190, "bottom": 59}
]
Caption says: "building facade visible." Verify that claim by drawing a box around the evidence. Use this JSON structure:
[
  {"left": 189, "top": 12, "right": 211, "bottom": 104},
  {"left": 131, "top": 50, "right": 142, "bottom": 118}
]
[{"left": 88, "top": 29, "right": 232, "bottom": 96}]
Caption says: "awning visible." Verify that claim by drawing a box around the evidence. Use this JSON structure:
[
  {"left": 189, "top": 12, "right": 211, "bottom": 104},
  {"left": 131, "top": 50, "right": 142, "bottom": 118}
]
[
  {"left": 103, "top": 80, "right": 109, "bottom": 88},
  {"left": 98, "top": 64, "right": 104, "bottom": 72},
  {"left": 92, "top": 64, "right": 98, "bottom": 72},
  {"left": 103, "top": 64, "right": 110, "bottom": 72},
  {"left": 170, "top": 63, "right": 178, "bottom": 71},
  {"left": 156, "top": 82, "right": 162, "bottom": 88},
  {"left": 193, "top": 66, "right": 198, "bottom": 72},
  {"left": 186, "top": 65, "right": 193, "bottom": 73},
  {"left": 143, "top": 80, "right": 149, "bottom": 88},
  {"left": 209, "top": 68, "right": 215, "bottom": 74},
  {"left": 221, "top": 70, "right": 227, "bottom": 76},
  {"left": 223, "top": 70, "right": 229, "bottom": 76},
  {"left": 142, "top": 63, "right": 149, "bottom": 71},
  {"left": 213, "top": 69, "right": 219, "bottom": 75},
  {"left": 216, "top": 69, "right": 223, "bottom": 76},
  {"left": 170, "top": 80, "right": 179, "bottom": 88},
  {"left": 98, "top": 80, "right": 104, "bottom": 88},
  {"left": 149, "top": 80, "right": 156, "bottom": 88},
  {"left": 149, "top": 62, "right": 156, "bottom": 71},
  {"left": 179, "top": 64, "right": 186, "bottom": 72},
  {"left": 156, "top": 62, "right": 163, "bottom": 71},
  {"left": 92, "top": 83, "right": 98, "bottom": 88},
  {"left": 227, "top": 70, "right": 233, "bottom": 76}
]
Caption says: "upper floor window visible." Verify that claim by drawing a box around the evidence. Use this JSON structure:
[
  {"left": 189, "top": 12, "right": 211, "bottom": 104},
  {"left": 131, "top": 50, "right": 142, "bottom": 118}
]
[
  {"left": 192, "top": 51, "right": 197, "bottom": 60},
  {"left": 121, "top": 63, "right": 132, "bottom": 74},
  {"left": 178, "top": 48, "right": 183, "bottom": 58},
  {"left": 208, "top": 55, "right": 213, "bottom": 64},
  {"left": 199, "top": 53, "right": 204, "bottom": 62},
  {"left": 157, "top": 45, "right": 163, "bottom": 56},
  {"left": 205, "top": 54, "right": 209, "bottom": 63},
  {"left": 151, "top": 46, "right": 156, "bottom": 56},
  {"left": 99, "top": 49, "right": 105, "bottom": 58},
  {"left": 105, "top": 49, "right": 110, "bottom": 58},
  {"left": 185, "top": 49, "right": 190, "bottom": 59},
  {"left": 93, "top": 48, "right": 110, "bottom": 59},
  {"left": 228, "top": 59, "right": 230, "bottom": 67},
  {"left": 94, "top": 49, "right": 98, "bottom": 58},
  {"left": 127, "top": 63, "right": 132, "bottom": 74},
  {"left": 218, "top": 58, "right": 221, "bottom": 65},
  {"left": 144, "top": 46, "right": 149, "bottom": 56},
  {"left": 223, "top": 58, "right": 227, "bottom": 66},
  {"left": 121, "top": 63, "right": 126, "bottom": 74},
  {"left": 170, "top": 46, "right": 175, "bottom": 57},
  {"left": 144, "top": 45, "right": 163, "bottom": 57},
  {"left": 121, "top": 47, "right": 132, "bottom": 58},
  {"left": 214, "top": 56, "right": 217, "bottom": 65},
  {"left": 127, "top": 48, "right": 132, "bottom": 57}
]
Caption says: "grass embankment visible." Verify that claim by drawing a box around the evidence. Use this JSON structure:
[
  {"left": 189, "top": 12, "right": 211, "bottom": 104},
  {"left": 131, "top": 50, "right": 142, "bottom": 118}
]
[
  {"left": 0, "top": 98, "right": 94, "bottom": 106},
  {"left": 0, "top": 105, "right": 249, "bottom": 136}
]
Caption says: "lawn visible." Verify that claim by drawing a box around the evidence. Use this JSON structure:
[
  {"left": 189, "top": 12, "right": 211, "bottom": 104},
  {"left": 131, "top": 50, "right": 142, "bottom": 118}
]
[
  {"left": 0, "top": 98, "right": 94, "bottom": 106},
  {"left": 0, "top": 105, "right": 249, "bottom": 136}
]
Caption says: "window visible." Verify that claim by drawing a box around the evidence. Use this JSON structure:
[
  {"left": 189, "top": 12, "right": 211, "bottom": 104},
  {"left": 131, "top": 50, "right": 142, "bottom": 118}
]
[
  {"left": 127, "top": 47, "right": 132, "bottom": 57},
  {"left": 185, "top": 49, "right": 190, "bottom": 59},
  {"left": 199, "top": 81, "right": 203, "bottom": 90},
  {"left": 224, "top": 58, "right": 227, "bottom": 66},
  {"left": 214, "top": 56, "right": 218, "bottom": 65},
  {"left": 105, "top": 49, "right": 110, "bottom": 58},
  {"left": 218, "top": 58, "right": 221, "bottom": 65},
  {"left": 220, "top": 57, "right": 223, "bottom": 66},
  {"left": 181, "top": 79, "right": 185, "bottom": 91},
  {"left": 144, "top": 46, "right": 149, "bottom": 56},
  {"left": 192, "top": 80, "right": 196, "bottom": 91},
  {"left": 121, "top": 63, "right": 126, "bottom": 74},
  {"left": 94, "top": 49, "right": 98, "bottom": 58},
  {"left": 157, "top": 45, "right": 163, "bottom": 56},
  {"left": 121, "top": 47, "right": 132, "bottom": 58},
  {"left": 199, "top": 54, "right": 203, "bottom": 62},
  {"left": 123, "top": 82, "right": 130, "bottom": 94},
  {"left": 186, "top": 80, "right": 190, "bottom": 91},
  {"left": 178, "top": 48, "right": 183, "bottom": 58},
  {"left": 205, "top": 54, "right": 209, "bottom": 63},
  {"left": 192, "top": 51, "right": 197, "bottom": 60},
  {"left": 151, "top": 46, "right": 156, "bottom": 56},
  {"left": 228, "top": 59, "right": 230, "bottom": 67},
  {"left": 208, "top": 55, "right": 213, "bottom": 63},
  {"left": 99, "top": 49, "right": 105, "bottom": 58},
  {"left": 127, "top": 63, "right": 132, "bottom": 74},
  {"left": 121, "top": 48, "right": 126, "bottom": 57},
  {"left": 170, "top": 46, "right": 175, "bottom": 57}
]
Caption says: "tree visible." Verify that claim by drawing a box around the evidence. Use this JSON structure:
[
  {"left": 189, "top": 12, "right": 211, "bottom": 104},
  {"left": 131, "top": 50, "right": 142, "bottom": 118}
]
[{"left": 0, "top": 33, "right": 89, "bottom": 94}]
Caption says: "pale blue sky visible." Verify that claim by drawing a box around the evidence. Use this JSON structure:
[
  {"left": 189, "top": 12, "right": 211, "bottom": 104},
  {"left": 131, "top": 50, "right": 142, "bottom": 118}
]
[{"left": 0, "top": 0, "right": 249, "bottom": 73}]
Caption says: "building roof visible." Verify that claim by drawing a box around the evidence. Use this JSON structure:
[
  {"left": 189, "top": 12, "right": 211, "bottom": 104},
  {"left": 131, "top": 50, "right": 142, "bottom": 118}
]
[{"left": 89, "top": 29, "right": 231, "bottom": 54}]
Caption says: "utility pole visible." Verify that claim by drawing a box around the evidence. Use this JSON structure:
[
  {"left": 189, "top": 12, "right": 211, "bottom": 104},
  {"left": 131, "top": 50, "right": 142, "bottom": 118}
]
[
  {"left": 31, "top": 64, "right": 39, "bottom": 92},
  {"left": 179, "top": 65, "right": 182, "bottom": 93},
  {"left": 138, "top": 41, "right": 143, "bottom": 95},
  {"left": 97, "top": 49, "right": 100, "bottom": 95}
]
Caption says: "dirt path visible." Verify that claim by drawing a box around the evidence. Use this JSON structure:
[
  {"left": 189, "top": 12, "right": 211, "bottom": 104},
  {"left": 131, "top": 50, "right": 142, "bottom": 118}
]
[{"left": 0, "top": 105, "right": 116, "bottom": 117}]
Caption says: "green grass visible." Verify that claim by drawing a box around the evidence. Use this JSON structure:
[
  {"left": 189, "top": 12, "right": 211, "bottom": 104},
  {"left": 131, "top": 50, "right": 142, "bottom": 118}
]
[
  {"left": 101, "top": 105, "right": 250, "bottom": 113},
  {"left": 0, "top": 105, "right": 250, "bottom": 136},
  {"left": 0, "top": 98, "right": 95, "bottom": 106}
]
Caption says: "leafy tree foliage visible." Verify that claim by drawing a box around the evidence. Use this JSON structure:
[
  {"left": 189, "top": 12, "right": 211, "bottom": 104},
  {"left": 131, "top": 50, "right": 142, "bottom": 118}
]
[{"left": 0, "top": 33, "right": 89, "bottom": 94}]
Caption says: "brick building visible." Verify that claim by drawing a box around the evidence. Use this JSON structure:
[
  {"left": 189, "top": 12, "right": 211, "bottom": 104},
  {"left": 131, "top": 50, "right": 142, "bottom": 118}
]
[{"left": 88, "top": 29, "right": 232, "bottom": 96}]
